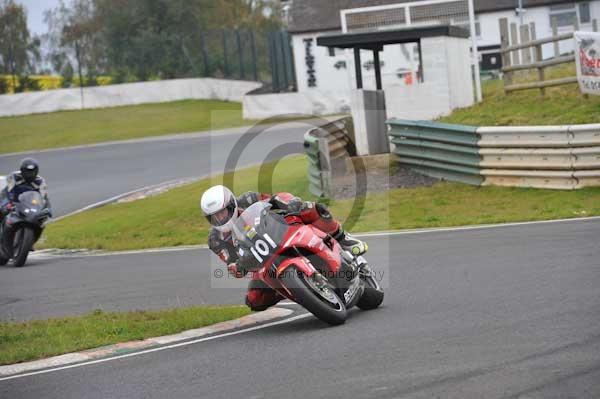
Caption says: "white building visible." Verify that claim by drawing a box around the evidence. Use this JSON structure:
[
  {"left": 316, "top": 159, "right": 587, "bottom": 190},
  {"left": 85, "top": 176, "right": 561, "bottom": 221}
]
[
  {"left": 288, "top": 0, "right": 600, "bottom": 93},
  {"left": 244, "top": 1, "right": 599, "bottom": 120}
]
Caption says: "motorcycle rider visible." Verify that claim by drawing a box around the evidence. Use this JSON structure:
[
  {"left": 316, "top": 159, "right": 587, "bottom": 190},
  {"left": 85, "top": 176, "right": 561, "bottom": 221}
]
[
  {"left": 0, "top": 158, "right": 52, "bottom": 223},
  {"left": 200, "top": 185, "right": 367, "bottom": 311}
]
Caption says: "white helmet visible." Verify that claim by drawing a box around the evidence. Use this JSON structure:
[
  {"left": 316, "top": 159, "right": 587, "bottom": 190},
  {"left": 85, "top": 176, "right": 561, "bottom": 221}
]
[{"left": 200, "top": 185, "right": 239, "bottom": 232}]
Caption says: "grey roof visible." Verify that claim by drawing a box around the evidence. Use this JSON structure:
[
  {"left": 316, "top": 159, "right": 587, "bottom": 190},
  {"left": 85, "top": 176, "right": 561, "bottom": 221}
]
[
  {"left": 316, "top": 25, "right": 470, "bottom": 49},
  {"left": 288, "top": 0, "right": 587, "bottom": 33}
]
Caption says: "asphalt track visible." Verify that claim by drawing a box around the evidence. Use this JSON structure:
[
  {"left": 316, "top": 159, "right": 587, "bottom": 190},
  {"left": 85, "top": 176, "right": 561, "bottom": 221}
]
[
  {"left": 0, "top": 121, "right": 312, "bottom": 217},
  {"left": 1, "top": 218, "right": 599, "bottom": 398}
]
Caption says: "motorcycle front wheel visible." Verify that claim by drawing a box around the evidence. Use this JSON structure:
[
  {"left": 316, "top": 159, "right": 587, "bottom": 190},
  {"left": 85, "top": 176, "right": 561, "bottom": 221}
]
[
  {"left": 281, "top": 266, "right": 347, "bottom": 326},
  {"left": 13, "top": 227, "right": 35, "bottom": 267}
]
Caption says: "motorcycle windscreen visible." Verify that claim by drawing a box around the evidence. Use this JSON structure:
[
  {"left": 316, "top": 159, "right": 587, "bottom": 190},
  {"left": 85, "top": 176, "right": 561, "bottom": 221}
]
[
  {"left": 232, "top": 202, "right": 290, "bottom": 265},
  {"left": 16, "top": 191, "right": 44, "bottom": 213}
]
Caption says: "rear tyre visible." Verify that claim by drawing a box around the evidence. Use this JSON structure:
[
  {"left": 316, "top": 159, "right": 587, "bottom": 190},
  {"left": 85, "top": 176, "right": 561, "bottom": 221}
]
[
  {"left": 13, "top": 227, "right": 35, "bottom": 267},
  {"left": 281, "top": 266, "right": 347, "bottom": 325},
  {"left": 357, "top": 274, "right": 384, "bottom": 310}
]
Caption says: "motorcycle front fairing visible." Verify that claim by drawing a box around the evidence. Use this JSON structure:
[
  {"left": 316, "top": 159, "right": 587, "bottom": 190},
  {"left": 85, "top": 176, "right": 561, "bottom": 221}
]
[{"left": 1, "top": 191, "right": 47, "bottom": 257}]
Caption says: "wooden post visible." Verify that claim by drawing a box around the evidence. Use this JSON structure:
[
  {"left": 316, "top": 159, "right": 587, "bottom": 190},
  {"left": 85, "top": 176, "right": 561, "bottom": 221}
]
[
  {"left": 353, "top": 48, "right": 363, "bottom": 89},
  {"left": 536, "top": 44, "right": 545, "bottom": 98},
  {"left": 530, "top": 22, "right": 537, "bottom": 61},
  {"left": 552, "top": 17, "right": 559, "bottom": 57},
  {"left": 499, "top": 18, "right": 512, "bottom": 92},
  {"left": 520, "top": 24, "right": 532, "bottom": 65},
  {"left": 510, "top": 22, "right": 520, "bottom": 65}
]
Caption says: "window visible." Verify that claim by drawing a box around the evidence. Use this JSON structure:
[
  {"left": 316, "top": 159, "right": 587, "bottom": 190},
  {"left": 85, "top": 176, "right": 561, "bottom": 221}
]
[
  {"left": 549, "top": 4, "right": 577, "bottom": 27},
  {"left": 549, "top": 2, "right": 591, "bottom": 27},
  {"left": 579, "top": 2, "right": 591, "bottom": 24}
]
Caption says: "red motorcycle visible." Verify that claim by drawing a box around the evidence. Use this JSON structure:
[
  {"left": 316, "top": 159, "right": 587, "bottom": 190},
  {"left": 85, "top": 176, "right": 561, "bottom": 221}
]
[{"left": 232, "top": 202, "right": 384, "bottom": 325}]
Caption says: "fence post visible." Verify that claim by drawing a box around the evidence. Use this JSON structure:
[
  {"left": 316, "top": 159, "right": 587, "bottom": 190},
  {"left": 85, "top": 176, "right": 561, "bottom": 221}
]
[
  {"left": 552, "top": 17, "right": 559, "bottom": 57},
  {"left": 200, "top": 30, "right": 210, "bottom": 77},
  {"left": 277, "top": 31, "right": 290, "bottom": 90},
  {"left": 250, "top": 31, "right": 258, "bottom": 81},
  {"left": 520, "top": 24, "right": 532, "bottom": 65},
  {"left": 282, "top": 31, "right": 296, "bottom": 91},
  {"left": 499, "top": 18, "right": 512, "bottom": 92},
  {"left": 222, "top": 30, "right": 230, "bottom": 78},
  {"left": 536, "top": 44, "right": 545, "bottom": 98},
  {"left": 268, "top": 31, "right": 280, "bottom": 92},
  {"left": 236, "top": 30, "right": 245, "bottom": 80},
  {"left": 530, "top": 22, "right": 544, "bottom": 97},
  {"left": 510, "top": 22, "right": 520, "bottom": 65}
]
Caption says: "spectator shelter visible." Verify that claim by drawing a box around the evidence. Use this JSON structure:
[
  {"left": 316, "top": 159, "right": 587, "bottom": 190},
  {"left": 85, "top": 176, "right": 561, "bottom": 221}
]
[{"left": 317, "top": 25, "right": 475, "bottom": 155}]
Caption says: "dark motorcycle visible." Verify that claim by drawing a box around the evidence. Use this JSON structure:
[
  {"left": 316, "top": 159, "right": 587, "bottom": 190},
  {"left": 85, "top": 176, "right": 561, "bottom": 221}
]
[{"left": 0, "top": 191, "right": 51, "bottom": 267}]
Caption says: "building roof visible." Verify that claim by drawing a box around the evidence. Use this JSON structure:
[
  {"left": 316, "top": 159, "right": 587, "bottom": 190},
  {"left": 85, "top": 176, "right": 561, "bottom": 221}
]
[
  {"left": 316, "top": 25, "right": 469, "bottom": 49},
  {"left": 288, "top": 0, "right": 587, "bottom": 33}
]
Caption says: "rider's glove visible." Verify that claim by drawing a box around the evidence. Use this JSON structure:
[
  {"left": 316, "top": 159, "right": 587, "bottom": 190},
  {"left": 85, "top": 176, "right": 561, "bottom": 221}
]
[
  {"left": 0, "top": 203, "right": 12, "bottom": 216},
  {"left": 227, "top": 263, "right": 247, "bottom": 278}
]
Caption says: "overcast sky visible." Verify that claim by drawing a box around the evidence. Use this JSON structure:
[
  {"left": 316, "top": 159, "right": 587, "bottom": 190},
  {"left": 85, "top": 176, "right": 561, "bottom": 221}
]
[{"left": 18, "top": 0, "right": 61, "bottom": 36}]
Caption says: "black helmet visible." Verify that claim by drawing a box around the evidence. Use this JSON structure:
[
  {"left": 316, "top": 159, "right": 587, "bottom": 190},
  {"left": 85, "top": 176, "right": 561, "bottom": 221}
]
[{"left": 20, "top": 158, "right": 39, "bottom": 183}]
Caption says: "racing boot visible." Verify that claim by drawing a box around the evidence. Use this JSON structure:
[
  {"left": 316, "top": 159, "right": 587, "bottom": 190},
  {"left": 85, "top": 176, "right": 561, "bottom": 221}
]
[{"left": 334, "top": 228, "right": 368, "bottom": 256}]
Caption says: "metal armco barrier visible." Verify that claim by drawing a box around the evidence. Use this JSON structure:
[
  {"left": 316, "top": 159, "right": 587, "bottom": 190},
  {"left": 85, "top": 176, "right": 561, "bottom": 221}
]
[
  {"left": 388, "top": 119, "right": 600, "bottom": 190},
  {"left": 304, "top": 117, "right": 355, "bottom": 197},
  {"left": 388, "top": 120, "right": 484, "bottom": 186}
]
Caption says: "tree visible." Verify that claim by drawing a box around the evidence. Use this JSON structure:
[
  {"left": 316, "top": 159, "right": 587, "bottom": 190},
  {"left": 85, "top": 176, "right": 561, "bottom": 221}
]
[
  {"left": 44, "top": 0, "right": 106, "bottom": 86},
  {"left": 43, "top": 0, "right": 282, "bottom": 82},
  {"left": 0, "top": 0, "right": 40, "bottom": 90}
]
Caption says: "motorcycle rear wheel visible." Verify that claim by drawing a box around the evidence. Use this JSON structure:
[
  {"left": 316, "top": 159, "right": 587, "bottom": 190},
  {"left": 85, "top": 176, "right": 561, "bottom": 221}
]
[
  {"left": 281, "top": 266, "right": 347, "bottom": 326},
  {"left": 13, "top": 227, "right": 35, "bottom": 267}
]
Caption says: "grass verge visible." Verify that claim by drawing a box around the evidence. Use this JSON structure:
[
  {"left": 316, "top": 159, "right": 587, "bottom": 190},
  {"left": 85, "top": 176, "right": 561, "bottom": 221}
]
[
  {"left": 41, "top": 156, "right": 600, "bottom": 251},
  {"left": 0, "top": 306, "right": 251, "bottom": 365},
  {"left": 440, "top": 64, "right": 600, "bottom": 126},
  {"left": 0, "top": 99, "right": 264, "bottom": 155}
]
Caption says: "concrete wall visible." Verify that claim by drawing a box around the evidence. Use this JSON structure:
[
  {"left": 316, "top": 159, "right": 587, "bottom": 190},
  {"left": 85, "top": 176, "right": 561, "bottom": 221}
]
[
  {"left": 385, "top": 36, "right": 474, "bottom": 121},
  {"left": 242, "top": 89, "right": 351, "bottom": 120},
  {"left": 292, "top": 31, "right": 418, "bottom": 94},
  {"left": 248, "top": 35, "right": 474, "bottom": 121},
  {"left": 0, "top": 78, "right": 262, "bottom": 117}
]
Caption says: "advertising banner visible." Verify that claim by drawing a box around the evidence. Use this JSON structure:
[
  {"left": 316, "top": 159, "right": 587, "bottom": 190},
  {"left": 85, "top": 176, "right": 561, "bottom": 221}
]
[{"left": 575, "top": 31, "right": 600, "bottom": 95}]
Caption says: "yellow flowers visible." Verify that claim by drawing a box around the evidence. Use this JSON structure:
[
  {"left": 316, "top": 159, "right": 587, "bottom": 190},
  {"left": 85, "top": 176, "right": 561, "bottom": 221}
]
[{"left": 0, "top": 75, "right": 113, "bottom": 94}]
